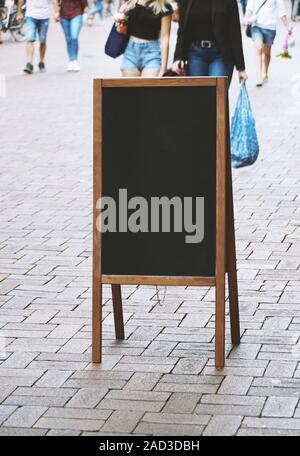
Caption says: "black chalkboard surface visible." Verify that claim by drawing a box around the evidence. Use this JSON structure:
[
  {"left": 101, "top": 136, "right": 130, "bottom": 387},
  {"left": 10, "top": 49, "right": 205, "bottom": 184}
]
[
  {"left": 93, "top": 78, "right": 240, "bottom": 369},
  {"left": 102, "top": 86, "right": 216, "bottom": 277}
]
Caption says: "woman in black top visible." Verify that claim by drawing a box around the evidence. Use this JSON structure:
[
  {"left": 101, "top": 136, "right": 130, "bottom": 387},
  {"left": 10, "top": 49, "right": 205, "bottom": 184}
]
[
  {"left": 173, "top": 0, "right": 247, "bottom": 85},
  {"left": 119, "top": 0, "right": 173, "bottom": 77}
]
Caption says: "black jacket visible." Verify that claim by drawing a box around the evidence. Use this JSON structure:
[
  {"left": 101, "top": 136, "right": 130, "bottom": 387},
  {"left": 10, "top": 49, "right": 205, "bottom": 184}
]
[{"left": 174, "top": 0, "right": 246, "bottom": 71}]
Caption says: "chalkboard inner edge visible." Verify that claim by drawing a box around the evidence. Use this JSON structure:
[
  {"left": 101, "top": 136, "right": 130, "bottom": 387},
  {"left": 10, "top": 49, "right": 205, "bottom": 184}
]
[
  {"left": 102, "top": 275, "right": 216, "bottom": 286},
  {"left": 101, "top": 77, "right": 219, "bottom": 88}
]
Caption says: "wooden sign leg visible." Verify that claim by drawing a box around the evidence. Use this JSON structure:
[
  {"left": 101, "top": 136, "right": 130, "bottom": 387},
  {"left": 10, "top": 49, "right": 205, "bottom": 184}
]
[
  {"left": 215, "top": 77, "right": 227, "bottom": 369},
  {"left": 215, "top": 272, "right": 226, "bottom": 369},
  {"left": 93, "top": 79, "right": 103, "bottom": 363},
  {"left": 226, "top": 150, "right": 240, "bottom": 345},
  {"left": 92, "top": 279, "right": 102, "bottom": 363},
  {"left": 225, "top": 96, "right": 240, "bottom": 346},
  {"left": 111, "top": 284, "right": 125, "bottom": 340}
]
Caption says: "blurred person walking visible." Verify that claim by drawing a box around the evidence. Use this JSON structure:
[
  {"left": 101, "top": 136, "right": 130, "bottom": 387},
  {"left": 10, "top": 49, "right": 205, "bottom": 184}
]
[
  {"left": 291, "top": 0, "right": 300, "bottom": 20},
  {"left": 87, "top": 0, "right": 104, "bottom": 25},
  {"left": 17, "top": 0, "right": 58, "bottom": 73},
  {"left": 246, "top": 0, "right": 292, "bottom": 86},
  {"left": 118, "top": 0, "right": 173, "bottom": 77},
  {"left": 172, "top": 0, "right": 247, "bottom": 86},
  {"left": 56, "top": 0, "right": 87, "bottom": 71},
  {"left": 241, "top": 0, "right": 248, "bottom": 15}
]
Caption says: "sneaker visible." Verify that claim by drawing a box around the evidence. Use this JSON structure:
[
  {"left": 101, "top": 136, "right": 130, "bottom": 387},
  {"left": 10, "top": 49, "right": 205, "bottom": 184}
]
[
  {"left": 67, "top": 61, "right": 74, "bottom": 72},
  {"left": 38, "top": 61, "right": 46, "bottom": 72},
  {"left": 24, "top": 62, "right": 34, "bottom": 74},
  {"left": 72, "top": 60, "right": 80, "bottom": 72}
]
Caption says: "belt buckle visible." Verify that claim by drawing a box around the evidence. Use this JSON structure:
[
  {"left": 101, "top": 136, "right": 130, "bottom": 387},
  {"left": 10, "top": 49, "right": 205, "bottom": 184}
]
[{"left": 201, "top": 40, "right": 211, "bottom": 49}]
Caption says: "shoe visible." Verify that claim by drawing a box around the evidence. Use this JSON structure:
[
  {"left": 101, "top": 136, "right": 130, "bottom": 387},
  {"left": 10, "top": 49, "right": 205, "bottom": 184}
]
[
  {"left": 72, "top": 60, "right": 80, "bottom": 72},
  {"left": 24, "top": 62, "right": 34, "bottom": 74},
  {"left": 38, "top": 61, "right": 45, "bottom": 72},
  {"left": 256, "top": 78, "right": 263, "bottom": 87},
  {"left": 67, "top": 61, "right": 74, "bottom": 72}
]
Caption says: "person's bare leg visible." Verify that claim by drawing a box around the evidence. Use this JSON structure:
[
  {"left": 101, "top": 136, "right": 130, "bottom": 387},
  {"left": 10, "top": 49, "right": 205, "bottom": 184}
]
[
  {"left": 40, "top": 42, "right": 46, "bottom": 62},
  {"left": 254, "top": 39, "right": 264, "bottom": 86},
  {"left": 141, "top": 69, "right": 159, "bottom": 78},
  {"left": 263, "top": 45, "right": 271, "bottom": 81},
  {"left": 121, "top": 70, "right": 141, "bottom": 77},
  {"left": 26, "top": 41, "right": 34, "bottom": 64}
]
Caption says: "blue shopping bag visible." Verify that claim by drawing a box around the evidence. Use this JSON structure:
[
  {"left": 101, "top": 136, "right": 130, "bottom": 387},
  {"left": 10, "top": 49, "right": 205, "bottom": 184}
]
[
  {"left": 231, "top": 84, "right": 259, "bottom": 168},
  {"left": 105, "top": 23, "right": 129, "bottom": 59}
]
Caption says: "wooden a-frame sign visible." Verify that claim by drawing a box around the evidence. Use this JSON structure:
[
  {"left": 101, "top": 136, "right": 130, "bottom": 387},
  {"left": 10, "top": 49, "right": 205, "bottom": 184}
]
[{"left": 93, "top": 77, "right": 240, "bottom": 369}]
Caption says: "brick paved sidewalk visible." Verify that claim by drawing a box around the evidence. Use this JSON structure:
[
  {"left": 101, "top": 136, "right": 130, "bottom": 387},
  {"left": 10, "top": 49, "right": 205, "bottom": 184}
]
[{"left": 0, "top": 8, "right": 300, "bottom": 436}]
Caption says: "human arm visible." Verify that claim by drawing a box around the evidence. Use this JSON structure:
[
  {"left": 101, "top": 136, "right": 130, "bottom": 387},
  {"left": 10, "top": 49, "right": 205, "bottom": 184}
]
[
  {"left": 276, "top": 0, "right": 291, "bottom": 30},
  {"left": 17, "top": 0, "right": 23, "bottom": 23},
  {"left": 229, "top": 0, "right": 248, "bottom": 81},
  {"left": 120, "top": 1, "right": 131, "bottom": 15},
  {"left": 52, "top": 0, "right": 60, "bottom": 21},
  {"left": 159, "top": 14, "right": 172, "bottom": 76},
  {"left": 244, "top": 0, "right": 254, "bottom": 23},
  {"left": 172, "top": 0, "right": 188, "bottom": 74},
  {"left": 281, "top": 15, "right": 292, "bottom": 31}
]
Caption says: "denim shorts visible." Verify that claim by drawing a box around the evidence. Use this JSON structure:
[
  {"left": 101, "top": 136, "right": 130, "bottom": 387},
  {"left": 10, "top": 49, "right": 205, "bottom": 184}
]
[
  {"left": 251, "top": 26, "right": 276, "bottom": 46},
  {"left": 25, "top": 17, "right": 49, "bottom": 43},
  {"left": 121, "top": 39, "right": 161, "bottom": 72}
]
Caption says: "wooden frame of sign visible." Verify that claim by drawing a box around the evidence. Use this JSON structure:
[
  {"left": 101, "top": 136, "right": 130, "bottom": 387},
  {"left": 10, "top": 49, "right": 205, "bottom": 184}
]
[{"left": 93, "top": 77, "right": 240, "bottom": 369}]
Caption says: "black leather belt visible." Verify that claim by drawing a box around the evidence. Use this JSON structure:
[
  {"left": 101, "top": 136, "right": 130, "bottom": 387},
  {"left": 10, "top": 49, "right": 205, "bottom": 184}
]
[{"left": 193, "top": 40, "right": 216, "bottom": 49}]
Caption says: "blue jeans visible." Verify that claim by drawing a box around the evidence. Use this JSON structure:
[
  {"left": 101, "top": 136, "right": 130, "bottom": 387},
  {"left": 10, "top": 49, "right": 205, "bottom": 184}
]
[
  {"left": 240, "top": 0, "right": 248, "bottom": 15},
  {"left": 90, "top": 0, "right": 104, "bottom": 20},
  {"left": 292, "top": 0, "right": 300, "bottom": 18},
  {"left": 60, "top": 15, "right": 83, "bottom": 61},
  {"left": 122, "top": 39, "right": 161, "bottom": 72},
  {"left": 188, "top": 44, "right": 234, "bottom": 86},
  {"left": 25, "top": 17, "right": 49, "bottom": 43},
  {"left": 251, "top": 26, "right": 276, "bottom": 46}
]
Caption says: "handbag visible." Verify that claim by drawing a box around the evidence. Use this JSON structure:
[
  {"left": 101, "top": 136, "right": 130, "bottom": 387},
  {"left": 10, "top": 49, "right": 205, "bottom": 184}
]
[
  {"left": 245, "top": 0, "right": 269, "bottom": 38},
  {"left": 105, "top": 22, "right": 129, "bottom": 59},
  {"left": 231, "top": 84, "right": 259, "bottom": 168}
]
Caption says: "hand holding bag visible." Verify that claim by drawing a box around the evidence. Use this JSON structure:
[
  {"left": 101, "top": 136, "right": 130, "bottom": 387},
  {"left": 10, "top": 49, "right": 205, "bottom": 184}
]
[
  {"left": 231, "top": 84, "right": 259, "bottom": 168},
  {"left": 105, "top": 20, "right": 129, "bottom": 58}
]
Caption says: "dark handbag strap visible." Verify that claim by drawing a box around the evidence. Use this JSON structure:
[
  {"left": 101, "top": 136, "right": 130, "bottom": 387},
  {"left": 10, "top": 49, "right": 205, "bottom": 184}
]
[{"left": 255, "top": 0, "right": 269, "bottom": 16}]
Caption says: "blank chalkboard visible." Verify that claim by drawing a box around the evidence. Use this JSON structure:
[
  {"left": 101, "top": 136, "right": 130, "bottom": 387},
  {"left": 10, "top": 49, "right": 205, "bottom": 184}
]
[
  {"left": 102, "top": 85, "right": 216, "bottom": 277},
  {"left": 92, "top": 78, "right": 240, "bottom": 369}
]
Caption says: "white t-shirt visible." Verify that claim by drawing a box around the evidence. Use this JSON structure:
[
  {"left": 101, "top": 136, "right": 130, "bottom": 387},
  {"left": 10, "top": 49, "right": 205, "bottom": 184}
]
[
  {"left": 26, "top": 0, "right": 52, "bottom": 20},
  {"left": 246, "top": 0, "right": 287, "bottom": 30}
]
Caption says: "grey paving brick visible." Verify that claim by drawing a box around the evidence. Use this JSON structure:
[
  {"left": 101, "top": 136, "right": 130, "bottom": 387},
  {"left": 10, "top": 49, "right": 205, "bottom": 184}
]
[
  {"left": 196, "top": 403, "right": 262, "bottom": 417},
  {"left": 100, "top": 411, "right": 144, "bottom": 434},
  {"left": 47, "top": 429, "right": 81, "bottom": 436},
  {"left": 0, "top": 353, "right": 37, "bottom": 369},
  {"left": 44, "top": 407, "right": 111, "bottom": 421},
  {"left": 237, "top": 428, "right": 300, "bottom": 436},
  {"left": 172, "top": 358, "right": 207, "bottom": 375},
  {"left": 243, "top": 417, "right": 300, "bottom": 431},
  {"left": 203, "top": 415, "right": 242, "bottom": 436},
  {"left": 66, "top": 387, "right": 108, "bottom": 409},
  {"left": 143, "top": 412, "right": 210, "bottom": 426},
  {"left": 218, "top": 376, "right": 253, "bottom": 395},
  {"left": 3, "top": 406, "right": 47, "bottom": 428},
  {"left": 134, "top": 422, "right": 204, "bottom": 436},
  {"left": 265, "top": 361, "right": 297, "bottom": 378},
  {"left": 262, "top": 397, "right": 298, "bottom": 417},
  {"left": 163, "top": 393, "right": 200, "bottom": 414},
  {"left": 35, "top": 417, "right": 104, "bottom": 432},
  {"left": 36, "top": 370, "right": 73, "bottom": 387},
  {"left": 124, "top": 373, "right": 162, "bottom": 391}
]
